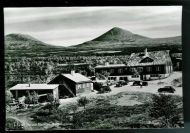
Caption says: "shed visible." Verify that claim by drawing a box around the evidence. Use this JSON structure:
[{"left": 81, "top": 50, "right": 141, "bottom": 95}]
[{"left": 9, "top": 84, "right": 59, "bottom": 100}]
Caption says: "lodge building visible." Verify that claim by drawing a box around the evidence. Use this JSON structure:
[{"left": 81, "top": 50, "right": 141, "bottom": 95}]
[
  {"left": 95, "top": 63, "right": 128, "bottom": 81},
  {"left": 126, "top": 49, "right": 173, "bottom": 80},
  {"left": 95, "top": 49, "right": 173, "bottom": 81}
]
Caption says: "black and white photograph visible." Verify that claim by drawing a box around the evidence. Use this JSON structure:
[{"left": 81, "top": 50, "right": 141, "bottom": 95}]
[{"left": 4, "top": 6, "right": 183, "bottom": 130}]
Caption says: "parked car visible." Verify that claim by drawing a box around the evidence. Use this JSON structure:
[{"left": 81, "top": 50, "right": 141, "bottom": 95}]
[
  {"left": 142, "top": 81, "right": 148, "bottom": 86},
  {"left": 107, "top": 80, "right": 117, "bottom": 86},
  {"left": 132, "top": 81, "right": 148, "bottom": 86},
  {"left": 115, "top": 82, "right": 122, "bottom": 87},
  {"left": 115, "top": 80, "right": 128, "bottom": 87},
  {"left": 119, "top": 80, "right": 128, "bottom": 85},
  {"left": 132, "top": 81, "right": 142, "bottom": 86},
  {"left": 158, "top": 86, "right": 175, "bottom": 93}
]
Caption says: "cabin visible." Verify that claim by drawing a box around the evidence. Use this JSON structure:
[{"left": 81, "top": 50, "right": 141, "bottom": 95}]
[
  {"left": 48, "top": 71, "right": 93, "bottom": 98},
  {"left": 95, "top": 62, "right": 128, "bottom": 81},
  {"left": 9, "top": 84, "right": 59, "bottom": 101},
  {"left": 126, "top": 49, "right": 173, "bottom": 81}
]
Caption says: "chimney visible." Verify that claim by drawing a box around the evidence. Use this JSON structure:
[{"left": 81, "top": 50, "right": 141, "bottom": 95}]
[
  {"left": 144, "top": 48, "right": 148, "bottom": 57},
  {"left": 71, "top": 70, "right": 75, "bottom": 76},
  {"left": 105, "top": 62, "right": 109, "bottom": 66}
]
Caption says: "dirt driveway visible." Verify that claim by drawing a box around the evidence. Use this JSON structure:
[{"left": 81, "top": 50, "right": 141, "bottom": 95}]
[
  {"left": 60, "top": 71, "right": 182, "bottom": 106},
  {"left": 108, "top": 71, "right": 182, "bottom": 96}
]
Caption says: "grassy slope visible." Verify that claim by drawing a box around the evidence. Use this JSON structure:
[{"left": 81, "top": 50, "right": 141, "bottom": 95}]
[{"left": 22, "top": 92, "right": 183, "bottom": 130}]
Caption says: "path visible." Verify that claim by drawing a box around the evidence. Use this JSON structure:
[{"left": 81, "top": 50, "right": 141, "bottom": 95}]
[{"left": 6, "top": 115, "right": 33, "bottom": 130}]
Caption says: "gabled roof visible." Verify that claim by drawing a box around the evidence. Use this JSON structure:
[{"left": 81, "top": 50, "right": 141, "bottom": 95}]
[
  {"left": 127, "top": 50, "right": 172, "bottom": 67},
  {"left": 95, "top": 64, "right": 126, "bottom": 68},
  {"left": 10, "top": 84, "right": 59, "bottom": 90},
  {"left": 62, "top": 73, "right": 91, "bottom": 83}
]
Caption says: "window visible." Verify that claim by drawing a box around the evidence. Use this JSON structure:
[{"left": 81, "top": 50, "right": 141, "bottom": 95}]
[
  {"left": 110, "top": 77, "right": 116, "bottom": 81},
  {"left": 137, "top": 67, "right": 143, "bottom": 72},
  {"left": 156, "top": 66, "right": 160, "bottom": 71},
  {"left": 130, "top": 68, "right": 135, "bottom": 72},
  {"left": 151, "top": 74, "right": 159, "bottom": 77},
  {"left": 120, "top": 77, "right": 124, "bottom": 80},
  {"left": 100, "top": 70, "right": 104, "bottom": 74},
  {"left": 118, "top": 69, "right": 123, "bottom": 73},
  {"left": 86, "top": 83, "right": 89, "bottom": 88},
  {"left": 110, "top": 69, "right": 114, "bottom": 73},
  {"left": 82, "top": 84, "right": 84, "bottom": 88},
  {"left": 78, "top": 84, "right": 81, "bottom": 89},
  {"left": 146, "top": 67, "right": 152, "bottom": 72},
  {"left": 132, "top": 75, "right": 139, "bottom": 78}
]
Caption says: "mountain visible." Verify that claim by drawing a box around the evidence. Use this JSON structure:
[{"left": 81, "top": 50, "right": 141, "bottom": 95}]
[
  {"left": 93, "top": 27, "right": 149, "bottom": 42},
  {"left": 73, "top": 27, "right": 181, "bottom": 48},
  {"left": 5, "top": 33, "right": 62, "bottom": 50}
]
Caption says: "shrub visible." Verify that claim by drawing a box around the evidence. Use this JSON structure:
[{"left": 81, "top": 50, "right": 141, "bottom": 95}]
[
  {"left": 77, "top": 97, "right": 89, "bottom": 109},
  {"left": 6, "top": 118, "right": 24, "bottom": 131},
  {"left": 95, "top": 97, "right": 111, "bottom": 107},
  {"left": 6, "top": 91, "right": 13, "bottom": 104},
  {"left": 172, "top": 78, "right": 182, "bottom": 87},
  {"left": 93, "top": 82, "right": 103, "bottom": 92},
  {"left": 24, "top": 91, "right": 39, "bottom": 105},
  {"left": 47, "top": 93, "right": 54, "bottom": 103},
  {"left": 148, "top": 94, "right": 181, "bottom": 128},
  {"left": 31, "top": 107, "right": 70, "bottom": 124},
  {"left": 6, "top": 91, "right": 13, "bottom": 111},
  {"left": 72, "top": 112, "right": 83, "bottom": 129},
  {"left": 98, "top": 85, "right": 111, "bottom": 94},
  {"left": 31, "top": 91, "right": 39, "bottom": 104},
  {"left": 41, "top": 100, "right": 60, "bottom": 113},
  {"left": 35, "top": 109, "right": 52, "bottom": 116},
  {"left": 66, "top": 103, "right": 78, "bottom": 114},
  {"left": 94, "top": 121, "right": 113, "bottom": 129}
]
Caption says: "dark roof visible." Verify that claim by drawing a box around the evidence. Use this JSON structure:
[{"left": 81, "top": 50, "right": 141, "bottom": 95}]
[
  {"left": 95, "top": 64, "right": 126, "bottom": 69},
  {"left": 127, "top": 50, "right": 172, "bottom": 67}
]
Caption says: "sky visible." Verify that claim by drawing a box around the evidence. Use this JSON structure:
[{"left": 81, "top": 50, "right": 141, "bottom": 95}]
[{"left": 4, "top": 6, "right": 182, "bottom": 47}]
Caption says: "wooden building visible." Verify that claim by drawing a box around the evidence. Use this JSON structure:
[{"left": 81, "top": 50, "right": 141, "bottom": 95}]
[
  {"left": 95, "top": 49, "right": 173, "bottom": 81},
  {"left": 126, "top": 49, "right": 173, "bottom": 81},
  {"left": 9, "top": 84, "right": 59, "bottom": 100},
  {"left": 95, "top": 63, "right": 128, "bottom": 81},
  {"left": 48, "top": 71, "right": 93, "bottom": 98}
]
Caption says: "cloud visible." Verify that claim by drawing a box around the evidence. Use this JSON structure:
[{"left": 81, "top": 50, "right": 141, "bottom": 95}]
[{"left": 4, "top": 6, "right": 182, "bottom": 46}]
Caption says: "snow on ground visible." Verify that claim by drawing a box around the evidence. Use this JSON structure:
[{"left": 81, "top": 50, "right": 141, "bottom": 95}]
[{"left": 59, "top": 72, "right": 182, "bottom": 106}]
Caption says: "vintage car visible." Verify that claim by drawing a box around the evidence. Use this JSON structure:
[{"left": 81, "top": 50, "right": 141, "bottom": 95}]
[
  {"left": 158, "top": 86, "right": 175, "bottom": 93},
  {"left": 132, "top": 80, "right": 148, "bottom": 86},
  {"left": 115, "top": 80, "right": 128, "bottom": 87}
]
